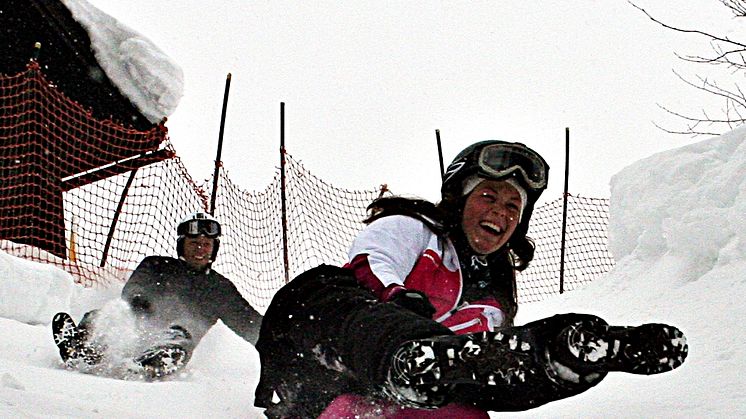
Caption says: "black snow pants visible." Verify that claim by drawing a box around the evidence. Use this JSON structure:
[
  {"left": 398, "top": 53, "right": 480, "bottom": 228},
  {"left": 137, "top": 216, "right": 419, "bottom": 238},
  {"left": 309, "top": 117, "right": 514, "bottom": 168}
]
[
  {"left": 253, "top": 265, "right": 452, "bottom": 418},
  {"left": 254, "top": 265, "right": 604, "bottom": 418}
]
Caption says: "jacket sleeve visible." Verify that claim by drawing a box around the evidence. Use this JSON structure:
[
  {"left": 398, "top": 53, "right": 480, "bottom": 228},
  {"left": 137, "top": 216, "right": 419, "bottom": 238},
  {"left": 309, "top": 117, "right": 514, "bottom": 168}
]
[
  {"left": 345, "top": 215, "right": 431, "bottom": 301},
  {"left": 211, "top": 273, "right": 263, "bottom": 345},
  {"left": 121, "top": 256, "right": 168, "bottom": 313}
]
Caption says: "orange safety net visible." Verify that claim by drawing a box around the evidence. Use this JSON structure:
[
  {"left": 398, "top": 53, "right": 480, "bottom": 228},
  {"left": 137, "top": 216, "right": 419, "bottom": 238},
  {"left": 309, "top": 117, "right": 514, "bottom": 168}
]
[
  {"left": 0, "top": 61, "right": 202, "bottom": 286},
  {"left": 518, "top": 195, "right": 615, "bottom": 303},
  {"left": 206, "top": 160, "right": 385, "bottom": 309}
]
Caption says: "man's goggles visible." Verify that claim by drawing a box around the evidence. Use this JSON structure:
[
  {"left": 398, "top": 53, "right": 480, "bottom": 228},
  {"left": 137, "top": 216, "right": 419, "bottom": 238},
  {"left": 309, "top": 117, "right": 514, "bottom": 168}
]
[
  {"left": 477, "top": 143, "right": 548, "bottom": 190},
  {"left": 177, "top": 218, "right": 221, "bottom": 238}
]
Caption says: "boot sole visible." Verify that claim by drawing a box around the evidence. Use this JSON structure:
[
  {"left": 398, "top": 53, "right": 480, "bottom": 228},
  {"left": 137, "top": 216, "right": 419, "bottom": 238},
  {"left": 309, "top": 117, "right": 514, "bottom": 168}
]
[
  {"left": 560, "top": 321, "right": 688, "bottom": 375},
  {"left": 52, "top": 312, "right": 103, "bottom": 366},
  {"left": 134, "top": 344, "right": 188, "bottom": 379},
  {"left": 52, "top": 312, "right": 79, "bottom": 363},
  {"left": 390, "top": 329, "right": 540, "bottom": 387}
]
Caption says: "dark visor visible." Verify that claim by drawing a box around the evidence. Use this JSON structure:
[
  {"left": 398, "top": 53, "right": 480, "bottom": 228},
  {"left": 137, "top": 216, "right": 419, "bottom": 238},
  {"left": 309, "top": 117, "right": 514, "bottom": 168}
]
[{"left": 177, "top": 219, "right": 221, "bottom": 238}]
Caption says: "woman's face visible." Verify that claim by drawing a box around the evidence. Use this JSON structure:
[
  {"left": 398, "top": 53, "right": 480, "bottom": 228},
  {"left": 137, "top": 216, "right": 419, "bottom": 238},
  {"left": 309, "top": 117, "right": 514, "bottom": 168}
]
[{"left": 461, "top": 180, "right": 523, "bottom": 255}]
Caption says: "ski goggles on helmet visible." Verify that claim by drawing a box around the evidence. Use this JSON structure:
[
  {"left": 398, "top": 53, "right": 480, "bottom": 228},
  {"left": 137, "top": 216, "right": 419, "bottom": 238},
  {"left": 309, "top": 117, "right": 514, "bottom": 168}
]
[
  {"left": 476, "top": 143, "right": 548, "bottom": 190},
  {"left": 177, "top": 218, "right": 221, "bottom": 238}
]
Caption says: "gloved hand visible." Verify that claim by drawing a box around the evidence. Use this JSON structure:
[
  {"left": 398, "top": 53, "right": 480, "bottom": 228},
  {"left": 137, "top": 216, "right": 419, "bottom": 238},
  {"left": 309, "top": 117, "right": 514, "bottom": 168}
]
[
  {"left": 388, "top": 289, "right": 436, "bottom": 319},
  {"left": 133, "top": 344, "right": 187, "bottom": 380},
  {"left": 129, "top": 294, "right": 152, "bottom": 313}
]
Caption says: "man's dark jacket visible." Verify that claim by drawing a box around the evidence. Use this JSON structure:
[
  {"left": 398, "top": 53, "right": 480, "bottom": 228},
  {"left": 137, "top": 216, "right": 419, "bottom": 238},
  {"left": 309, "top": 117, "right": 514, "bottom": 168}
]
[{"left": 121, "top": 256, "right": 262, "bottom": 353}]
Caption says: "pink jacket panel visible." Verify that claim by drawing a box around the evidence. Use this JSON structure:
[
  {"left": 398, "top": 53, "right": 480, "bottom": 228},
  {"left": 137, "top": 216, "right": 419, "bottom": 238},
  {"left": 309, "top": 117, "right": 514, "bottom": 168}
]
[{"left": 346, "top": 215, "right": 506, "bottom": 333}]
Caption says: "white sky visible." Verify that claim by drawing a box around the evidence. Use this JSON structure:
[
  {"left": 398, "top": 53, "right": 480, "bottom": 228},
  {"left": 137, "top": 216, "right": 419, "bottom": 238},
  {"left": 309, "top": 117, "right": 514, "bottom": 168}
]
[
  {"left": 82, "top": 0, "right": 744, "bottom": 205},
  {"left": 2, "top": 126, "right": 745, "bottom": 417}
]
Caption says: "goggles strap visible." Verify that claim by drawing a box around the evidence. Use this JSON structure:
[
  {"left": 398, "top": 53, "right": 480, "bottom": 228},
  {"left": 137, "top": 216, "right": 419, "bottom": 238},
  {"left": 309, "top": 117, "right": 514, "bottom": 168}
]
[
  {"left": 462, "top": 176, "right": 483, "bottom": 197},
  {"left": 504, "top": 178, "right": 527, "bottom": 223}
]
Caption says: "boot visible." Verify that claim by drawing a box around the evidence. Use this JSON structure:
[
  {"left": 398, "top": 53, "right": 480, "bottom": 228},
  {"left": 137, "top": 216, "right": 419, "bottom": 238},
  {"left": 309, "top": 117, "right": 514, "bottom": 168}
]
[
  {"left": 384, "top": 313, "right": 688, "bottom": 409},
  {"left": 546, "top": 316, "right": 688, "bottom": 382},
  {"left": 52, "top": 312, "right": 103, "bottom": 367}
]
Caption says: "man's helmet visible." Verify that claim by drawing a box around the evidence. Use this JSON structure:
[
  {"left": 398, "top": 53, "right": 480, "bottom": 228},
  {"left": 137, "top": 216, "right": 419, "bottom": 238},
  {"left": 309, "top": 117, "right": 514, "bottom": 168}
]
[
  {"left": 441, "top": 140, "right": 549, "bottom": 236},
  {"left": 176, "top": 212, "right": 221, "bottom": 260}
]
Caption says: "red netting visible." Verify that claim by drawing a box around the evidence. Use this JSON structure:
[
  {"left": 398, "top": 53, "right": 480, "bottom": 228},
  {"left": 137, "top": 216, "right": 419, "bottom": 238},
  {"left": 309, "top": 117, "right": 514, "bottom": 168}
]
[
  {"left": 205, "top": 159, "right": 384, "bottom": 309},
  {"left": 1, "top": 63, "right": 615, "bottom": 311},
  {"left": 0, "top": 62, "right": 206, "bottom": 285},
  {"left": 518, "top": 195, "right": 615, "bottom": 303}
]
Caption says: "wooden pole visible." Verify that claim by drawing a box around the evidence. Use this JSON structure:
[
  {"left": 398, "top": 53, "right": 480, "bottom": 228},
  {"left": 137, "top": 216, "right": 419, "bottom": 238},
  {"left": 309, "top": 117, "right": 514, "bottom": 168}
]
[
  {"left": 280, "top": 102, "right": 290, "bottom": 283},
  {"left": 559, "top": 127, "right": 570, "bottom": 293},
  {"left": 435, "top": 129, "right": 445, "bottom": 180},
  {"left": 209, "top": 73, "right": 232, "bottom": 215},
  {"left": 101, "top": 169, "right": 137, "bottom": 267}
]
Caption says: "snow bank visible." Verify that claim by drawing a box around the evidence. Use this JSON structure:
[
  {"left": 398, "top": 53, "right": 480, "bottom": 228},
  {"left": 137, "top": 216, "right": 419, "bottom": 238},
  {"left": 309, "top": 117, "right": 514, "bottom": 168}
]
[
  {"left": 609, "top": 125, "right": 746, "bottom": 271},
  {"left": 0, "top": 250, "right": 122, "bottom": 326},
  {"left": 0, "top": 251, "right": 75, "bottom": 325}
]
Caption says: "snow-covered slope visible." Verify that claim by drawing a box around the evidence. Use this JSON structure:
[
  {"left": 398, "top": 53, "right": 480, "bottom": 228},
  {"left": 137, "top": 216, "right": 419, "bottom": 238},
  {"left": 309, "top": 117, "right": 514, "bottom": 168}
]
[{"left": 2, "top": 129, "right": 745, "bottom": 417}]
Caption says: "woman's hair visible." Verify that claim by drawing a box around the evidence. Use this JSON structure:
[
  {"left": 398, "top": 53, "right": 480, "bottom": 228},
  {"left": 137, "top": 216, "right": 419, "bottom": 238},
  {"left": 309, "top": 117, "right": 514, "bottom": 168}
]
[{"left": 364, "top": 194, "right": 537, "bottom": 324}]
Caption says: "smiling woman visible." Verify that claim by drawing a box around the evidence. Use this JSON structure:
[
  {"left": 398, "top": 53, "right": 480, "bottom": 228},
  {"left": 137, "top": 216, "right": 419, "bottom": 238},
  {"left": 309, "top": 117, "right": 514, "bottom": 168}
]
[
  {"left": 253, "top": 140, "right": 688, "bottom": 418},
  {"left": 460, "top": 179, "right": 524, "bottom": 255}
]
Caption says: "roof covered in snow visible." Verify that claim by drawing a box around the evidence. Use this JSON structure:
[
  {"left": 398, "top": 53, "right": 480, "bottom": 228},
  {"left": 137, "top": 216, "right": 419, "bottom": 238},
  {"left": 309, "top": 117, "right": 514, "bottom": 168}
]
[{"left": 0, "top": 0, "right": 183, "bottom": 129}]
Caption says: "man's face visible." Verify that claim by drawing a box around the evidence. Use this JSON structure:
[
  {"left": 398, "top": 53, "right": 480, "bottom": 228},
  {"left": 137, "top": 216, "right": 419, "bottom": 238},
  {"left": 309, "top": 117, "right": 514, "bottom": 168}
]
[{"left": 182, "top": 235, "right": 215, "bottom": 270}]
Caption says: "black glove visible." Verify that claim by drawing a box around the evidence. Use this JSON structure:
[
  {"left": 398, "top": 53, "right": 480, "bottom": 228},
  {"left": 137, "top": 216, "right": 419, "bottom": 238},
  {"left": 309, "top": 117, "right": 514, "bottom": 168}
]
[
  {"left": 129, "top": 294, "right": 152, "bottom": 313},
  {"left": 388, "top": 289, "right": 436, "bottom": 319},
  {"left": 134, "top": 344, "right": 187, "bottom": 379}
]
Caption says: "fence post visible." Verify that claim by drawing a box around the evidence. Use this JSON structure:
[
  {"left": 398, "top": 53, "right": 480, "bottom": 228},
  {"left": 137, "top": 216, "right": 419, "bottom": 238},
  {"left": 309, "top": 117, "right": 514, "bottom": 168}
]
[
  {"left": 280, "top": 102, "right": 290, "bottom": 283},
  {"left": 435, "top": 129, "right": 445, "bottom": 180},
  {"left": 210, "top": 73, "right": 232, "bottom": 215},
  {"left": 559, "top": 128, "right": 570, "bottom": 293},
  {"left": 32, "top": 41, "right": 41, "bottom": 61},
  {"left": 100, "top": 169, "right": 137, "bottom": 267}
]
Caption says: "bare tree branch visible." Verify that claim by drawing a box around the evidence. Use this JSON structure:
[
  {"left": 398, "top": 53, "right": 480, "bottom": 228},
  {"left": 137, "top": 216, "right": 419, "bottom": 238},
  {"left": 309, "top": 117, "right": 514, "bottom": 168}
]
[
  {"left": 629, "top": 0, "right": 746, "bottom": 135},
  {"left": 720, "top": 0, "right": 746, "bottom": 16},
  {"left": 629, "top": 1, "right": 746, "bottom": 48}
]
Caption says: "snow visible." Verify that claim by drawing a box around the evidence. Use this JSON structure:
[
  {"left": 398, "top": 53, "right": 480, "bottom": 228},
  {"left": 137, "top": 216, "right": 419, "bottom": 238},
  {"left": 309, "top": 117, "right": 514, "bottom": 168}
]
[
  {"left": 2, "top": 129, "right": 745, "bottom": 418},
  {"left": 60, "top": 0, "right": 184, "bottom": 124},
  {"left": 2, "top": 0, "right": 744, "bottom": 417}
]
